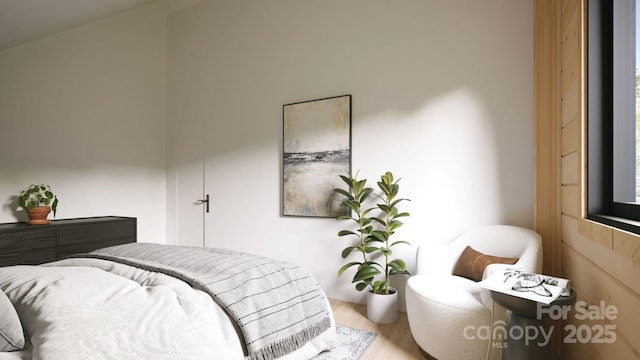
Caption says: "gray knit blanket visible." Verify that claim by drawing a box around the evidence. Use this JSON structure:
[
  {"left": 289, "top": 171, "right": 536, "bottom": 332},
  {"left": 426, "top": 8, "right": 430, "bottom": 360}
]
[{"left": 74, "top": 243, "right": 332, "bottom": 360}]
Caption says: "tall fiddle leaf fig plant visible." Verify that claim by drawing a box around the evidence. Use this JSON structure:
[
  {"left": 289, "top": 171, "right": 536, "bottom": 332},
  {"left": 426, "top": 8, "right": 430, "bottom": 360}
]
[
  {"left": 335, "top": 171, "right": 410, "bottom": 295},
  {"left": 370, "top": 172, "right": 411, "bottom": 294}
]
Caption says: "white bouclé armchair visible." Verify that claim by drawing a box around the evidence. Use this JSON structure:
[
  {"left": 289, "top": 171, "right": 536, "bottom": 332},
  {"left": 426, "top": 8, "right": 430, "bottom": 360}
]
[{"left": 405, "top": 225, "right": 542, "bottom": 360}]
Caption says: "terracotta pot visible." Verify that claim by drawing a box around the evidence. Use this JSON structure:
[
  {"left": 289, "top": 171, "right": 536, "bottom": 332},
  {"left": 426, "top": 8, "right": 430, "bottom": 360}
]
[
  {"left": 26, "top": 206, "right": 51, "bottom": 225},
  {"left": 366, "top": 287, "right": 398, "bottom": 324}
]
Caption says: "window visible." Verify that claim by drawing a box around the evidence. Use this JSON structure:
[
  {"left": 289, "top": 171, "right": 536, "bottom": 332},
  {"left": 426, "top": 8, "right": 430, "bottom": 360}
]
[{"left": 587, "top": 0, "right": 640, "bottom": 234}]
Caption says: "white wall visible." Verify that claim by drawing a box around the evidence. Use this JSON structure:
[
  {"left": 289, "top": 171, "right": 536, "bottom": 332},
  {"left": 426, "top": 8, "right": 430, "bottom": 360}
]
[
  {"left": 0, "top": 0, "right": 533, "bottom": 306},
  {"left": 166, "top": 0, "right": 534, "bottom": 305},
  {"left": 0, "top": 3, "right": 167, "bottom": 243}
]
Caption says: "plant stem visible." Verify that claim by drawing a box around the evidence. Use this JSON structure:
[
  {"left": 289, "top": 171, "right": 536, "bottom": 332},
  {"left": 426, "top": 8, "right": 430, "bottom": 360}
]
[{"left": 384, "top": 197, "right": 391, "bottom": 295}]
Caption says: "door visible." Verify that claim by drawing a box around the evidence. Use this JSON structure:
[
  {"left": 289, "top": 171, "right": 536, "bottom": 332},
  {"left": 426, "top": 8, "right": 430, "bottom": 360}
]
[{"left": 173, "top": 113, "right": 205, "bottom": 247}]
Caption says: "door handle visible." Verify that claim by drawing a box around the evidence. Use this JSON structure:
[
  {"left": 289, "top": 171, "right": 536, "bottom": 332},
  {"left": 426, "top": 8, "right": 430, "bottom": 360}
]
[{"left": 197, "top": 194, "right": 210, "bottom": 213}]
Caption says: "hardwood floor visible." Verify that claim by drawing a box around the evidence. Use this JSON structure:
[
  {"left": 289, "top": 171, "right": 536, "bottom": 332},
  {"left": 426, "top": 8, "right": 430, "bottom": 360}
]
[{"left": 328, "top": 298, "right": 425, "bottom": 360}]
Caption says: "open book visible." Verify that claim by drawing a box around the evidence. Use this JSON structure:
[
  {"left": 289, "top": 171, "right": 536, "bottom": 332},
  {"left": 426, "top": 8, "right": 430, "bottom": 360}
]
[{"left": 478, "top": 269, "right": 571, "bottom": 304}]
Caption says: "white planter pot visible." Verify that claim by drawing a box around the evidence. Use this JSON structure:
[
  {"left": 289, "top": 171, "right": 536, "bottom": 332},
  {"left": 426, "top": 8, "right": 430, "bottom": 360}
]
[{"left": 366, "top": 287, "right": 398, "bottom": 324}]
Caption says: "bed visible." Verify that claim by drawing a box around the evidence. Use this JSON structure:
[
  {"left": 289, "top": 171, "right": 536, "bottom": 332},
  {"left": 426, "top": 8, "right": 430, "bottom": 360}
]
[{"left": 0, "top": 243, "right": 336, "bottom": 360}]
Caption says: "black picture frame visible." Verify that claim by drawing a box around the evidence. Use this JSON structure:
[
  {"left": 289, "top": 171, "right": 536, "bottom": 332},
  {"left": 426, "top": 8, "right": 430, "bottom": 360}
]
[{"left": 282, "top": 94, "right": 352, "bottom": 217}]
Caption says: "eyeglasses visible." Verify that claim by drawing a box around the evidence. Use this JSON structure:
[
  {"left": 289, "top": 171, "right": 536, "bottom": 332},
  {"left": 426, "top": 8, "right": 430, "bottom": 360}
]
[
  {"left": 511, "top": 276, "right": 552, "bottom": 297},
  {"left": 503, "top": 270, "right": 552, "bottom": 297}
]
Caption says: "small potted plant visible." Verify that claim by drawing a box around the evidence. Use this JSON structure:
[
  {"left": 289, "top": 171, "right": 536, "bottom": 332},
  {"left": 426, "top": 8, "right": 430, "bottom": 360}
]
[
  {"left": 18, "top": 184, "right": 59, "bottom": 225},
  {"left": 334, "top": 171, "right": 410, "bottom": 323}
]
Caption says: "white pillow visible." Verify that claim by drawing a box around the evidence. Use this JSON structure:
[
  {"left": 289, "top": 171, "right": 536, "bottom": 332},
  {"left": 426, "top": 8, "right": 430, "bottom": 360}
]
[{"left": 0, "top": 290, "right": 24, "bottom": 351}]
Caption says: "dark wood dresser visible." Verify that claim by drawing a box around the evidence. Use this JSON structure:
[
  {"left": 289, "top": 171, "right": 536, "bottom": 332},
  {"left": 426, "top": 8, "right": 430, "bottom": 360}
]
[{"left": 0, "top": 216, "right": 136, "bottom": 266}]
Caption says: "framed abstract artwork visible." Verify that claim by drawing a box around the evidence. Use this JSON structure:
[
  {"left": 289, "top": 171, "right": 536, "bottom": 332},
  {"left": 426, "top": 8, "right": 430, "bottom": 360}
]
[{"left": 283, "top": 94, "right": 351, "bottom": 217}]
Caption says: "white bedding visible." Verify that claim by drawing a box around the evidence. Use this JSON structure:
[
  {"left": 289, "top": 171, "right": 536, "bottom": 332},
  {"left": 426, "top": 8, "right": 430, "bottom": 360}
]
[{"left": 0, "top": 258, "right": 336, "bottom": 360}]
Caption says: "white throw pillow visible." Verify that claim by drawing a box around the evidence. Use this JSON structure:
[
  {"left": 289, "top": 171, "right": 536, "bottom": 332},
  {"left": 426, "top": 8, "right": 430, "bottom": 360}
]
[{"left": 0, "top": 290, "right": 24, "bottom": 351}]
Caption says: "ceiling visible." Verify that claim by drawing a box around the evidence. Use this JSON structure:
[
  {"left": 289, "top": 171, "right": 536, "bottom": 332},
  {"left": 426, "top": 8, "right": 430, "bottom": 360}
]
[{"left": 0, "top": 0, "right": 157, "bottom": 51}]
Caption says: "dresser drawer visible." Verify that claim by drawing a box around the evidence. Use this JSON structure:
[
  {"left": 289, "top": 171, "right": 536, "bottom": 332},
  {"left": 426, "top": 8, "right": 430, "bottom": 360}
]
[
  {"left": 0, "top": 228, "right": 57, "bottom": 266},
  {"left": 58, "top": 220, "right": 135, "bottom": 257}
]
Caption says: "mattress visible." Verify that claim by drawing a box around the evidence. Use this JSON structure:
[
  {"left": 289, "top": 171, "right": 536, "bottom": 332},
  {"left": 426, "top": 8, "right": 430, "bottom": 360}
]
[{"left": 0, "top": 254, "right": 336, "bottom": 360}]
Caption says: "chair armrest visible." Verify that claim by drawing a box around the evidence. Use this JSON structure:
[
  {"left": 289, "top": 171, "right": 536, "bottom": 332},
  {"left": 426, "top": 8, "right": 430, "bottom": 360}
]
[{"left": 512, "top": 239, "right": 543, "bottom": 274}]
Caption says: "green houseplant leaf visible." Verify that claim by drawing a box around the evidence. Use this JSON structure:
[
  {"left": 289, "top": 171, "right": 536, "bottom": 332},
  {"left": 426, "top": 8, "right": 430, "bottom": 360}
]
[{"left": 353, "top": 264, "right": 381, "bottom": 283}]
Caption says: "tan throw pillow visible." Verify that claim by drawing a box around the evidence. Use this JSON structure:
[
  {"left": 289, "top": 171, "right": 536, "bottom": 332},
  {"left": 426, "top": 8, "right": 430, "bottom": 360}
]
[
  {"left": 453, "top": 245, "right": 518, "bottom": 282},
  {"left": 0, "top": 290, "right": 24, "bottom": 352}
]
